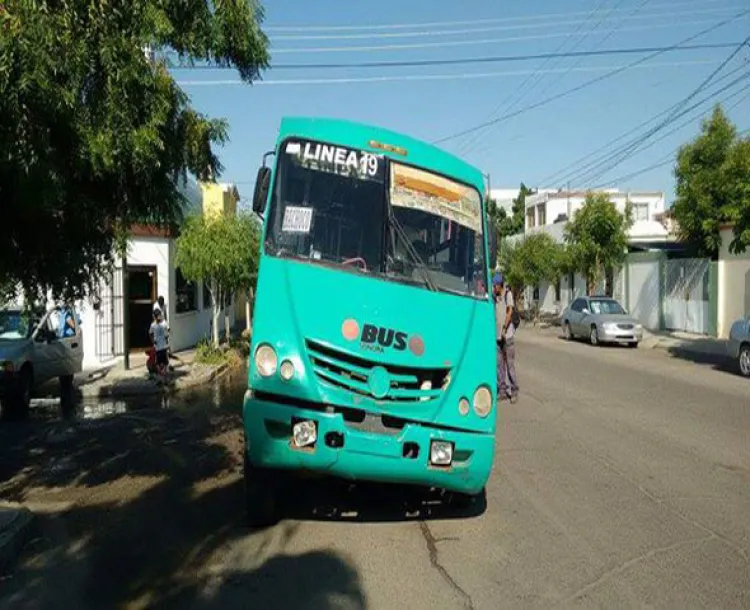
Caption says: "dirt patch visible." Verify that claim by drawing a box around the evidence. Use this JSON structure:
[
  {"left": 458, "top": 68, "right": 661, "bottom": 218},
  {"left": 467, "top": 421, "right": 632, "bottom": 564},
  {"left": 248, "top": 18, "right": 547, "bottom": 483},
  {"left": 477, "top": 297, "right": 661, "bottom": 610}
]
[{"left": 0, "top": 408, "right": 248, "bottom": 608}]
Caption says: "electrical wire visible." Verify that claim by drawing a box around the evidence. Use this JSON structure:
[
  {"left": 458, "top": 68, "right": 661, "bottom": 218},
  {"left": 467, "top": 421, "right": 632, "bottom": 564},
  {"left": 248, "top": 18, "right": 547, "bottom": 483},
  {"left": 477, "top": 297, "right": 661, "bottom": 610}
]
[
  {"left": 572, "top": 35, "right": 750, "bottom": 187},
  {"left": 264, "top": 17, "right": 722, "bottom": 55},
  {"left": 262, "top": 0, "right": 731, "bottom": 33},
  {"left": 432, "top": 10, "right": 750, "bottom": 145},
  {"left": 591, "top": 127, "right": 749, "bottom": 186},
  {"left": 455, "top": 0, "right": 613, "bottom": 156},
  {"left": 175, "top": 59, "right": 718, "bottom": 87},
  {"left": 537, "top": 61, "right": 750, "bottom": 186},
  {"left": 268, "top": 5, "right": 738, "bottom": 41},
  {"left": 458, "top": 0, "right": 645, "bottom": 157}
]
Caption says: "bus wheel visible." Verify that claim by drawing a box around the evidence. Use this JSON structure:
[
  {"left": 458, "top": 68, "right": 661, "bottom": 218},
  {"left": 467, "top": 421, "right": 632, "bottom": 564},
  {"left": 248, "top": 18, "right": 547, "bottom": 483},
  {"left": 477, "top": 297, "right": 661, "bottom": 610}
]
[{"left": 243, "top": 453, "right": 280, "bottom": 528}]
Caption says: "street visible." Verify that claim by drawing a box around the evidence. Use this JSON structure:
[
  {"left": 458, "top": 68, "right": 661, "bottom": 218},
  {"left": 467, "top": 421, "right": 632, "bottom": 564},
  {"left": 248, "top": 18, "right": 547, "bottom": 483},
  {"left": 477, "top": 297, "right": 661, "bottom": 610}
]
[{"left": 1, "top": 329, "right": 749, "bottom": 609}]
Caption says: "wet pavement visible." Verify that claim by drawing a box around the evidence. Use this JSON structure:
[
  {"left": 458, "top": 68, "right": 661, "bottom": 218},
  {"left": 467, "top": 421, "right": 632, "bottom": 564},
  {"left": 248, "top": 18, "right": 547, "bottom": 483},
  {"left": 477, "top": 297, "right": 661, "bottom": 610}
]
[{"left": 29, "top": 365, "right": 249, "bottom": 422}]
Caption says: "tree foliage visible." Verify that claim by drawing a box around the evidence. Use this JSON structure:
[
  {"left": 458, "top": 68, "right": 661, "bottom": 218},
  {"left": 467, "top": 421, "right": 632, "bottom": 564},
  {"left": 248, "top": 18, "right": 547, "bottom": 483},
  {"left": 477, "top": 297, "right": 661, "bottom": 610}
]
[
  {"left": 671, "top": 105, "right": 744, "bottom": 258},
  {"left": 499, "top": 233, "right": 567, "bottom": 300},
  {"left": 175, "top": 213, "right": 260, "bottom": 346},
  {"left": 487, "top": 183, "right": 531, "bottom": 249},
  {"left": 564, "top": 192, "right": 631, "bottom": 295},
  {"left": 727, "top": 138, "right": 750, "bottom": 253},
  {"left": 0, "top": 1, "right": 270, "bottom": 300}
]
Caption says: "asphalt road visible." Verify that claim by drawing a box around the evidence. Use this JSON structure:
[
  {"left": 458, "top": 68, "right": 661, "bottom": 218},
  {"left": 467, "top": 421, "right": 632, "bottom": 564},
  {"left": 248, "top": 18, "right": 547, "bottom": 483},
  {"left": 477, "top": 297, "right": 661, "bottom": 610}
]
[
  {"left": 206, "top": 332, "right": 749, "bottom": 610},
  {"left": 2, "top": 331, "right": 749, "bottom": 609}
]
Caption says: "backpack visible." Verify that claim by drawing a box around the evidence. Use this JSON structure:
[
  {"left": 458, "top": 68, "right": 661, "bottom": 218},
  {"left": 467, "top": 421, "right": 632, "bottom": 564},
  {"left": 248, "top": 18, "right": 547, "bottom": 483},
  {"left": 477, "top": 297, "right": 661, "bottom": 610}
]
[{"left": 506, "top": 290, "right": 521, "bottom": 329}]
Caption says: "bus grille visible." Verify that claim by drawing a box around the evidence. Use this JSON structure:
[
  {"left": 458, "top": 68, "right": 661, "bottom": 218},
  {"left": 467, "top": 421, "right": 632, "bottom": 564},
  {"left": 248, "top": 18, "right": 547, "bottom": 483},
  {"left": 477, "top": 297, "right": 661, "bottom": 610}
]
[{"left": 305, "top": 340, "right": 450, "bottom": 403}]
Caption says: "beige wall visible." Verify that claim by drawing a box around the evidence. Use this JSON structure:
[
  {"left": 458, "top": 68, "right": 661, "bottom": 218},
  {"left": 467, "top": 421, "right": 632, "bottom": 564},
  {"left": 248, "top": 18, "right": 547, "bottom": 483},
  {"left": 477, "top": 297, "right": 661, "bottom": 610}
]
[{"left": 718, "top": 227, "right": 750, "bottom": 338}]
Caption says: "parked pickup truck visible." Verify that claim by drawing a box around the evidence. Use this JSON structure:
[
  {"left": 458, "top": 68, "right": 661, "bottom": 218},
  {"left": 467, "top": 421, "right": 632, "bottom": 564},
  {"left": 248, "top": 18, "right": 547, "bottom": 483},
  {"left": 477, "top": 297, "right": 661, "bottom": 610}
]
[{"left": 0, "top": 305, "right": 83, "bottom": 420}]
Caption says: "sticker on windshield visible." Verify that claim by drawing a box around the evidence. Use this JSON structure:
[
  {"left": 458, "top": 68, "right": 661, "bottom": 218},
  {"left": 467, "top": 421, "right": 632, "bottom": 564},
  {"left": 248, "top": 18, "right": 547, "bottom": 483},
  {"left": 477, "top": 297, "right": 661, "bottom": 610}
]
[{"left": 282, "top": 206, "right": 313, "bottom": 233}]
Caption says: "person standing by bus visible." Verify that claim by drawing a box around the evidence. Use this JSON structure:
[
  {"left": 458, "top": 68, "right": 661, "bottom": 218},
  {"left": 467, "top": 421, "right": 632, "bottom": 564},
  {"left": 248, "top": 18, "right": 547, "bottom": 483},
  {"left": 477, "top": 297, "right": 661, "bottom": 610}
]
[{"left": 494, "top": 273, "right": 519, "bottom": 403}]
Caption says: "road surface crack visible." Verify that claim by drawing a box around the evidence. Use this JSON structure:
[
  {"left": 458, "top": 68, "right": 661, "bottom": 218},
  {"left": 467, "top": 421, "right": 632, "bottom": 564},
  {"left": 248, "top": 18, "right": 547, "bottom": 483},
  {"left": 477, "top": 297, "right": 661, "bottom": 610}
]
[
  {"left": 555, "top": 535, "right": 715, "bottom": 606},
  {"left": 419, "top": 521, "right": 474, "bottom": 610}
]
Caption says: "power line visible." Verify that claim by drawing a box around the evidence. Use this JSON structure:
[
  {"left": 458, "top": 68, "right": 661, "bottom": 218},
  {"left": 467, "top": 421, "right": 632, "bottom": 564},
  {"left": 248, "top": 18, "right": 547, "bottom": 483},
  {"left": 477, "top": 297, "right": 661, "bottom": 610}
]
[
  {"left": 592, "top": 127, "right": 749, "bottom": 186},
  {"left": 574, "top": 35, "right": 750, "bottom": 187},
  {"left": 181, "top": 40, "right": 743, "bottom": 72},
  {"left": 268, "top": 4, "right": 738, "bottom": 41},
  {"left": 528, "top": 0, "right": 651, "bottom": 115},
  {"left": 176, "top": 59, "right": 718, "bottom": 87},
  {"left": 585, "top": 76, "right": 750, "bottom": 185},
  {"left": 537, "top": 61, "right": 750, "bottom": 186},
  {"left": 455, "top": 0, "right": 613, "bottom": 156},
  {"left": 265, "top": 17, "right": 724, "bottom": 55},
  {"left": 262, "top": 0, "right": 729, "bottom": 32},
  {"left": 458, "top": 0, "right": 637, "bottom": 157},
  {"left": 432, "top": 10, "right": 750, "bottom": 145}
]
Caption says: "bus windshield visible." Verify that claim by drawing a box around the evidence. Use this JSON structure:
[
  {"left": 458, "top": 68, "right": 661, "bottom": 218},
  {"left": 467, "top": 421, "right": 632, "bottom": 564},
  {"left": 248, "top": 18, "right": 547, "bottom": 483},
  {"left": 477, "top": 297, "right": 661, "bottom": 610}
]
[{"left": 264, "top": 138, "right": 487, "bottom": 299}]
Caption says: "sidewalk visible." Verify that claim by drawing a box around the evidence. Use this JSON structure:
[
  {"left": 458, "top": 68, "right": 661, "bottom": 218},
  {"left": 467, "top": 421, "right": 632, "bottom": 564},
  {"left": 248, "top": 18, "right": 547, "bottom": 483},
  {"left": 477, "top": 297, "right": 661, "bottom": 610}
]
[
  {"left": 526, "top": 323, "right": 731, "bottom": 364},
  {"left": 641, "top": 329, "right": 732, "bottom": 365},
  {"left": 73, "top": 348, "right": 233, "bottom": 399},
  {"left": 0, "top": 503, "right": 33, "bottom": 574}
]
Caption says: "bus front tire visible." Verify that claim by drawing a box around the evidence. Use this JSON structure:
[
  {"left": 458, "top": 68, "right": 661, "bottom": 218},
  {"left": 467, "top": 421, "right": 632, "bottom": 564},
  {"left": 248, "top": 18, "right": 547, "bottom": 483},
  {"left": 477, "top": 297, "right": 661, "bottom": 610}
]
[{"left": 243, "top": 453, "right": 281, "bottom": 528}]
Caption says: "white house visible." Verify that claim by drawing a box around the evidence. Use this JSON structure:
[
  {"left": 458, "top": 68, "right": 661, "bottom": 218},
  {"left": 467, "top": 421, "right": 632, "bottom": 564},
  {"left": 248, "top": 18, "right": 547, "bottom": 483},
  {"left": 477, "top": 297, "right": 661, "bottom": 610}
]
[
  {"left": 506, "top": 188, "right": 671, "bottom": 315},
  {"left": 489, "top": 188, "right": 521, "bottom": 215},
  {"left": 77, "top": 179, "right": 238, "bottom": 370}
]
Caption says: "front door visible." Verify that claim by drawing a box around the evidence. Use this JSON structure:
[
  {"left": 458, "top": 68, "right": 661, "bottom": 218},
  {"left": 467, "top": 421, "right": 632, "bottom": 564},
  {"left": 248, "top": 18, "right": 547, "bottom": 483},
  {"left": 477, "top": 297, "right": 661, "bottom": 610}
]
[{"left": 127, "top": 266, "right": 157, "bottom": 350}]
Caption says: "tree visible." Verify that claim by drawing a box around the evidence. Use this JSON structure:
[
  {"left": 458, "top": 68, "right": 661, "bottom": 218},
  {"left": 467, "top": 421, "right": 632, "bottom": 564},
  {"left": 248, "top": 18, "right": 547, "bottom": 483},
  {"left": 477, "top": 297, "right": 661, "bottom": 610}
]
[
  {"left": 564, "top": 192, "right": 631, "bottom": 296},
  {"left": 672, "top": 105, "right": 740, "bottom": 258},
  {"left": 500, "top": 183, "right": 532, "bottom": 238},
  {"left": 175, "top": 213, "right": 260, "bottom": 347},
  {"left": 499, "top": 233, "right": 567, "bottom": 310},
  {"left": 0, "top": 1, "right": 270, "bottom": 301},
  {"left": 487, "top": 198, "right": 508, "bottom": 238},
  {"left": 726, "top": 138, "right": 750, "bottom": 253}
]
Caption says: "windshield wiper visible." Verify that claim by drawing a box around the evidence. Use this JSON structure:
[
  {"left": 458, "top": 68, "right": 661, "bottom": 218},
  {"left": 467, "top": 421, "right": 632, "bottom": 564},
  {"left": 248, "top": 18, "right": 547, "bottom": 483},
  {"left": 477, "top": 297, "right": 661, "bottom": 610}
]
[{"left": 387, "top": 211, "right": 438, "bottom": 292}]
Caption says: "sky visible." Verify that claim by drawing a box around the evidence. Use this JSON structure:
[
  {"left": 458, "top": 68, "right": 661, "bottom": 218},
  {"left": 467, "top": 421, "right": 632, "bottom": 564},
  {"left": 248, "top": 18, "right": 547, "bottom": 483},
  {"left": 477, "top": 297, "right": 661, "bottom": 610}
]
[{"left": 171, "top": 0, "right": 750, "bottom": 206}]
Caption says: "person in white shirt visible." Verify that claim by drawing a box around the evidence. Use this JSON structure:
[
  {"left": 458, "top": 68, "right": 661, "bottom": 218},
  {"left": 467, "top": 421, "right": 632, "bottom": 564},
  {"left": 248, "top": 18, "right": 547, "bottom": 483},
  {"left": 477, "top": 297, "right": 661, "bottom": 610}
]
[{"left": 149, "top": 308, "right": 170, "bottom": 378}]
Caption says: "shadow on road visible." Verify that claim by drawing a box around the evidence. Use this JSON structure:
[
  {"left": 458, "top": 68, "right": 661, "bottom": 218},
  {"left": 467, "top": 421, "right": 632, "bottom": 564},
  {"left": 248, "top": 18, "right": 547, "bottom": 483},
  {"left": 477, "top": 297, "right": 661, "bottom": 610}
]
[
  {"left": 1, "top": 409, "right": 366, "bottom": 609},
  {"left": 1, "top": 402, "right": 480, "bottom": 608},
  {"left": 275, "top": 475, "right": 487, "bottom": 524},
  {"left": 664, "top": 345, "right": 737, "bottom": 376}
]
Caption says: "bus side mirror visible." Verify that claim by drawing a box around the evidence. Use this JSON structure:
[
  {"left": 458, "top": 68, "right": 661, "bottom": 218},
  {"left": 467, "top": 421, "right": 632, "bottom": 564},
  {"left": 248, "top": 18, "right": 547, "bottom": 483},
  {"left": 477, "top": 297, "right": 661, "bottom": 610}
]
[{"left": 252, "top": 166, "right": 271, "bottom": 215}]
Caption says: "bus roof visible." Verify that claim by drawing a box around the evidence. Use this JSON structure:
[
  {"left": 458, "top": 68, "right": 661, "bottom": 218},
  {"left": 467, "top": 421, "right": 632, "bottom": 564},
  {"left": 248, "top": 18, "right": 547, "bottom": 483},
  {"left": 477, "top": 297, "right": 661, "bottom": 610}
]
[{"left": 277, "top": 116, "right": 486, "bottom": 195}]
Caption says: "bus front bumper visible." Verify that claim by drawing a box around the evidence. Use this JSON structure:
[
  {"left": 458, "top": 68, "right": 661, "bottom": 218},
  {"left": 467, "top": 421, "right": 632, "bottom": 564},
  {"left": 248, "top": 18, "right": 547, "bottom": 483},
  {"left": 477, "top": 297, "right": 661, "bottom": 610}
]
[{"left": 243, "top": 393, "right": 495, "bottom": 496}]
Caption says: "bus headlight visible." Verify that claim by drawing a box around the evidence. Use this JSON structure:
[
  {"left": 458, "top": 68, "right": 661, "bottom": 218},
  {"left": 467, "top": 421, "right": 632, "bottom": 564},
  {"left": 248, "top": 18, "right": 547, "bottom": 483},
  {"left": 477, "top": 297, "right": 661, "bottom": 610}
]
[
  {"left": 280, "top": 359, "right": 295, "bottom": 381},
  {"left": 458, "top": 397, "right": 470, "bottom": 416},
  {"left": 473, "top": 386, "right": 493, "bottom": 418},
  {"left": 255, "top": 344, "right": 277, "bottom": 377}
]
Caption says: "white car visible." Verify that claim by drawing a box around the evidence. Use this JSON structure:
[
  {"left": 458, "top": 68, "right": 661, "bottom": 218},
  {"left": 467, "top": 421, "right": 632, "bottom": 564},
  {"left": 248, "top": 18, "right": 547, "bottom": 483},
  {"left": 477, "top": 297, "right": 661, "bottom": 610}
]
[
  {"left": 727, "top": 317, "right": 750, "bottom": 378},
  {"left": 0, "top": 305, "right": 83, "bottom": 420}
]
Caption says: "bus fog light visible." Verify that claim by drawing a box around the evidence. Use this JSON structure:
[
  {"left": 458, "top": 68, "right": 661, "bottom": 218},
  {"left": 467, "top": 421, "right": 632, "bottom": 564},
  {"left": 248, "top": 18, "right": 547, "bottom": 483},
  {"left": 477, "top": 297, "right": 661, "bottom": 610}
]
[
  {"left": 458, "top": 397, "right": 470, "bottom": 416},
  {"left": 280, "top": 360, "right": 295, "bottom": 381},
  {"left": 473, "top": 386, "right": 493, "bottom": 418},
  {"left": 255, "top": 344, "right": 277, "bottom": 377},
  {"left": 292, "top": 420, "right": 317, "bottom": 448},
  {"left": 430, "top": 440, "right": 453, "bottom": 466}
]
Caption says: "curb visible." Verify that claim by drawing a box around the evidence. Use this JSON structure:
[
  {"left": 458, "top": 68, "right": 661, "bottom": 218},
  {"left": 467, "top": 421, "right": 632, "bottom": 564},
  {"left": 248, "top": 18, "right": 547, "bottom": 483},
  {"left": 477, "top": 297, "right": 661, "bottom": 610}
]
[
  {"left": 78, "top": 360, "right": 237, "bottom": 399},
  {"left": 0, "top": 503, "right": 34, "bottom": 575}
]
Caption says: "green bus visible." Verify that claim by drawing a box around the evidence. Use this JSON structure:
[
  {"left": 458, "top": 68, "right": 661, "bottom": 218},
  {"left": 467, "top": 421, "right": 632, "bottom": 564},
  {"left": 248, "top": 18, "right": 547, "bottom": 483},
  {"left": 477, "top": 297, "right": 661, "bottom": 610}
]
[{"left": 244, "top": 117, "right": 499, "bottom": 525}]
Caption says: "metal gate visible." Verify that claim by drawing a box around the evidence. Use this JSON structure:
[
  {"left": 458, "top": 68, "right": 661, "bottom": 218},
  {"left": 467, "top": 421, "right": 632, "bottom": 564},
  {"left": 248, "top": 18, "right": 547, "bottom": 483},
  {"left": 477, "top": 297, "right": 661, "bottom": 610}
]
[
  {"left": 94, "top": 267, "right": 125, "bottom": 361},
  {"left": 663, "top": 258, "right": 710, "bottom": 334}
]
